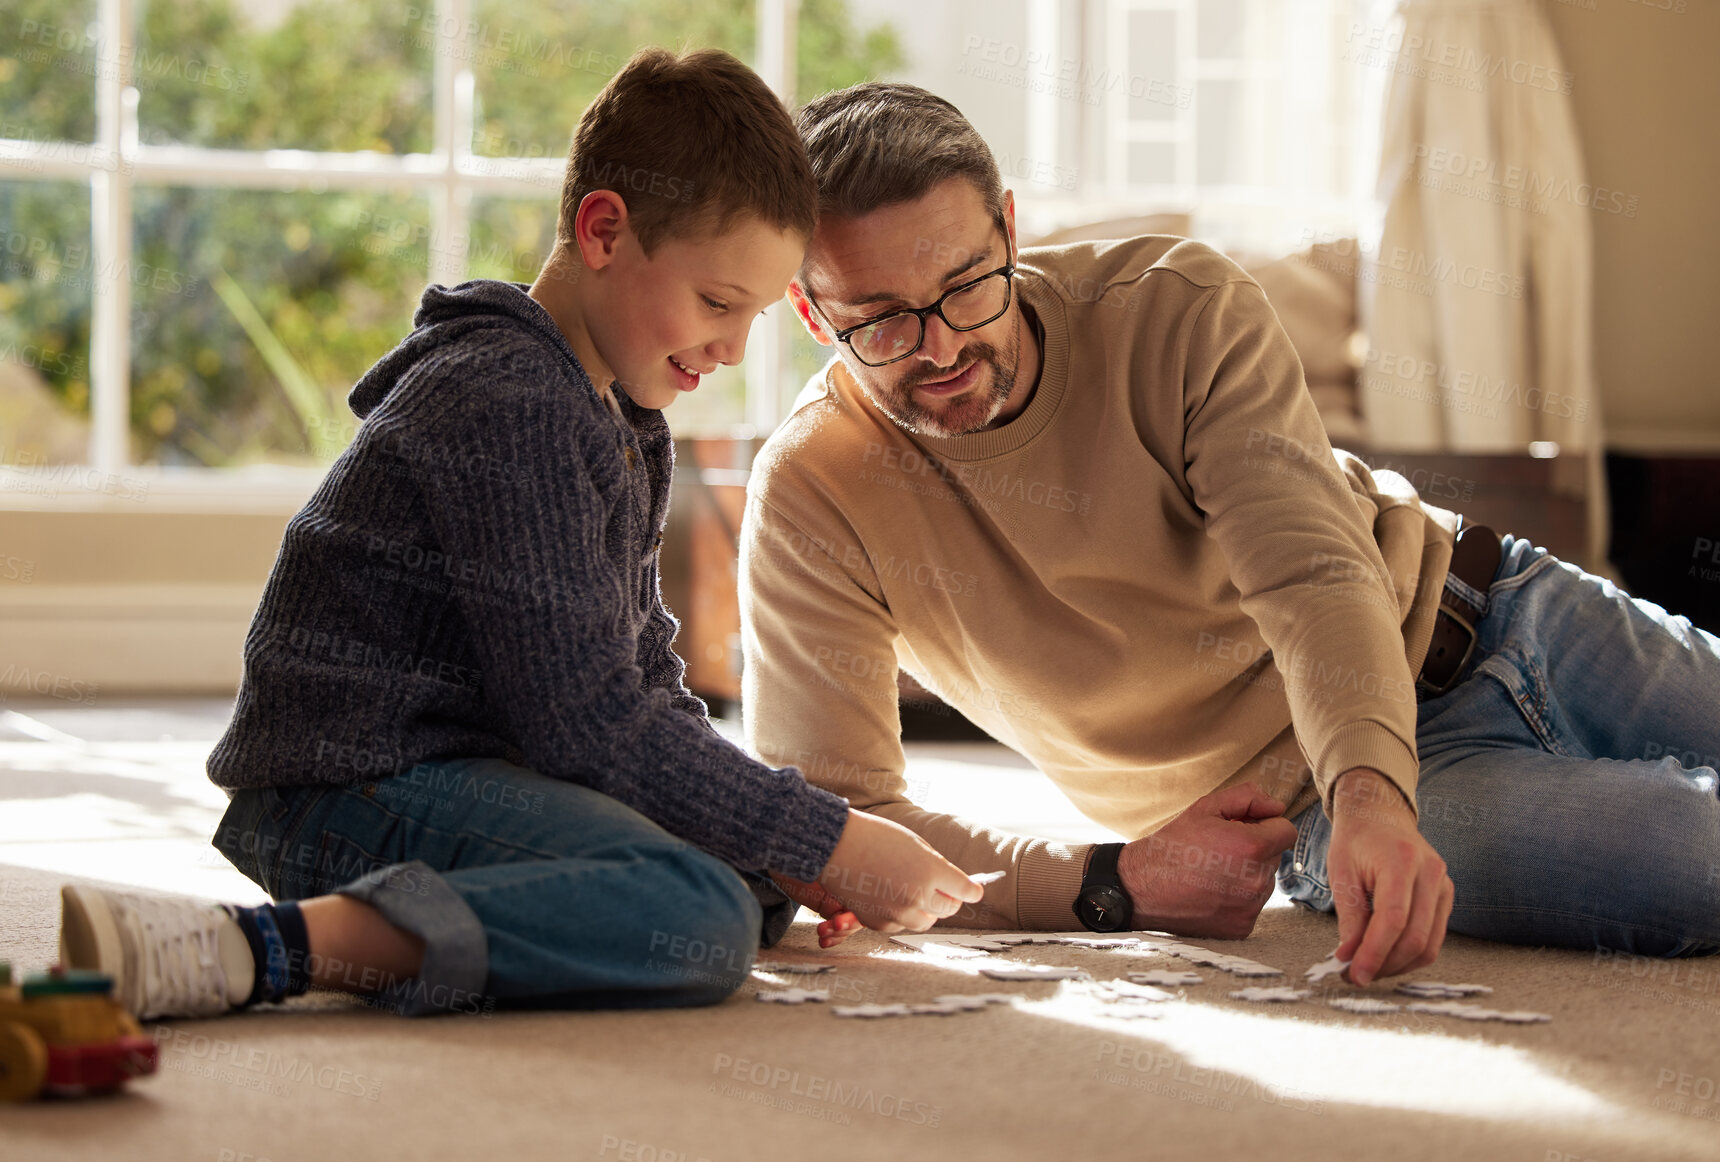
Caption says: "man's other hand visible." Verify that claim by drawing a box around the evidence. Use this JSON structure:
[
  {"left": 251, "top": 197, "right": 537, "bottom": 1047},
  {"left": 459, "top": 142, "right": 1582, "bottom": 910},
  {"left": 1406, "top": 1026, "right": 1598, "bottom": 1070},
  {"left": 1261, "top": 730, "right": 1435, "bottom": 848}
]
[
  {"left": 1327, "top": 767, "right": 1454, "bottom": 986},
  {"left": 1117, "top": 781, "right": 1300, "bottom": 940}
]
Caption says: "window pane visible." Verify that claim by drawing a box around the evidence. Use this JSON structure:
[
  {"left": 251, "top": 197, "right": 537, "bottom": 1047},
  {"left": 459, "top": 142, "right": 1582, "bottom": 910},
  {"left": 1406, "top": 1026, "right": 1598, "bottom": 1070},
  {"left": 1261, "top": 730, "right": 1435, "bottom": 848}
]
[
  {"left": 1126, "top": 10, "right": 1178, "bottom": 122},
  {"left": 1, "top": 0, "right": 98, "bottom": 144},
  {"left": 133, "top": 0, "right": 432, "bottom": 152},
  {"left": 1196, "top": 77, "right": 1243, "bottom": 185},
  {"left": 470, "top": 1, "right": 753, "bottom": 161},
  {"left": 0, "top": 179, "right": 91, "bottom": 466},
  {"left": 1128, "top": 141, "right": 1176, "bottom": 187},
  {"left": 130, "top": 188, "right": 428, "bottom": 467},
  {"left": 468, "top": 195, "right": 556, "bottom": 285},
  {"left": 1197, "top": 0, "right": 1246, "bottom": 58}
]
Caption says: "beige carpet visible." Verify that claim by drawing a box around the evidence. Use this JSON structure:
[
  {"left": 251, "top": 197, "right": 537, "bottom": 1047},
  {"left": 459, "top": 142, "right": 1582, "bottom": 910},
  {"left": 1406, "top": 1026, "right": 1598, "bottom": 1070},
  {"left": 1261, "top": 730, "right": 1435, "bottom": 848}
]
[{"left": 1, "top": 700, "right": 1716, "bottom": 1162}]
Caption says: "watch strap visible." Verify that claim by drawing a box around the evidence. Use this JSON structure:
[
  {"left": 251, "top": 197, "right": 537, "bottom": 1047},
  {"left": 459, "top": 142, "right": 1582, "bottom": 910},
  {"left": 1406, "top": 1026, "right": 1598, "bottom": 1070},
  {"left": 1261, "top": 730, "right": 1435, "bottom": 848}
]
[{"left": 1082, "top": 842, "right": 1125, "bottom": 889}]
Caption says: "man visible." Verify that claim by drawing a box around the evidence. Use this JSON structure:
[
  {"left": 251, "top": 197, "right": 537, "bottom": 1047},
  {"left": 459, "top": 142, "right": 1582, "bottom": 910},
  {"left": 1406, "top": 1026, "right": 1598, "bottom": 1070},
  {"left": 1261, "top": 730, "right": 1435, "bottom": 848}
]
[{"left": 740, "top": 83, "right": 1720, "bottom": 987}]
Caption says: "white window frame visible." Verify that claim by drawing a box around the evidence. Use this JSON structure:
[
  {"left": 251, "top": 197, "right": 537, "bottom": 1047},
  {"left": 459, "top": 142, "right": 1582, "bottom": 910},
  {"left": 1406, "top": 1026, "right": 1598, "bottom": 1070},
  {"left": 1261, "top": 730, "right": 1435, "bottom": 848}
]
[
  {"left": 1004, "top": 0, "right": 1378, "bottom": 256},
  {"left": 0, "top": 0, "right": 800, "bottom": 512}
]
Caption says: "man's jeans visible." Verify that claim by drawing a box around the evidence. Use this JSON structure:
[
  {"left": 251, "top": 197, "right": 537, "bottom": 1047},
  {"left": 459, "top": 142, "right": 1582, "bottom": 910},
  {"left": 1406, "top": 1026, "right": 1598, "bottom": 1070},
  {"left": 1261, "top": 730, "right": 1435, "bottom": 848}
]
[
  {"left": 212, "top": 760, "right": 778, "bottom": 1016},
  {"left": 1277, "top": 534, "right": 1720, "bottom": 957}
]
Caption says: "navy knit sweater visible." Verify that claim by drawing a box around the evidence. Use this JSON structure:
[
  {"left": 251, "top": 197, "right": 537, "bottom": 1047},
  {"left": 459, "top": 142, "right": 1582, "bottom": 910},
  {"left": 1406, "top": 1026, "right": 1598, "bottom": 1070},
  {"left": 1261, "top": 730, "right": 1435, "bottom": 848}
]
[{"left": 206, "top": 280, "right": 850, "bottom": 887}]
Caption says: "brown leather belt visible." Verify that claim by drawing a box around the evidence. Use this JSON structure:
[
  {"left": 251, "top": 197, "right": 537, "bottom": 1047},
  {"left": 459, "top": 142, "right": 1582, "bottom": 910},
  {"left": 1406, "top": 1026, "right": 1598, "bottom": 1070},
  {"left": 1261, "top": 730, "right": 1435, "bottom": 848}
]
[{"left": 1418, "top": 521, "right": 1502, "bottom": 696}]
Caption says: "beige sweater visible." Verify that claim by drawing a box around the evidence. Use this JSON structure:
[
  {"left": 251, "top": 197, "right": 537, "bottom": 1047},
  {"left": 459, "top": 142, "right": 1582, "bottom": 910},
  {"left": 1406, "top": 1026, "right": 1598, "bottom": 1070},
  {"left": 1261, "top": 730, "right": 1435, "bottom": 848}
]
[{"left": 740, "top": 236, "right": 1459, "bottom": 930}]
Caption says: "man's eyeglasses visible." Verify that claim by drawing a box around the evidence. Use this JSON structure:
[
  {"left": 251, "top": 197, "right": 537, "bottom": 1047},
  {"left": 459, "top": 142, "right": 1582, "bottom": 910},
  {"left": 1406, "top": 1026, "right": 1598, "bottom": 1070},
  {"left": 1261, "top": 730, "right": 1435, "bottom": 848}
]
[{"left": 813, "top": 262, "right": 1017, "bottom": 368}]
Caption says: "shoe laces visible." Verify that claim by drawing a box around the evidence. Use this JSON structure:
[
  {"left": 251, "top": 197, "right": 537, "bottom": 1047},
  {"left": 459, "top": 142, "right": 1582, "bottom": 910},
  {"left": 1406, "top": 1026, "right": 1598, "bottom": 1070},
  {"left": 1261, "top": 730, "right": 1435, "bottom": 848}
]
[{"left": 114, "top": 891, "right": 233, "bottom": 1019}]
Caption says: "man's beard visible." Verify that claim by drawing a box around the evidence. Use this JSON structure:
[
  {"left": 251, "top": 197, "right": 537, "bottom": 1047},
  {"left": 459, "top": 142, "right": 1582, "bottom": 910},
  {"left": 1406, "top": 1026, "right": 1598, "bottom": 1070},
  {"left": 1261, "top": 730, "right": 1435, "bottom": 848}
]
[{"left": 859, "top": 321, "right": 1021, "bottom": 439}]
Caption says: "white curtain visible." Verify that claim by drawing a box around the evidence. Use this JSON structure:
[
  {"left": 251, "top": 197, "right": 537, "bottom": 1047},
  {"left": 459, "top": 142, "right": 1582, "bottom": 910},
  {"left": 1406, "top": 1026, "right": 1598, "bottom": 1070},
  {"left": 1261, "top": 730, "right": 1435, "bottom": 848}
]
[{"left": 1357, "top": 0, "right": 1606, "bottom": 561}]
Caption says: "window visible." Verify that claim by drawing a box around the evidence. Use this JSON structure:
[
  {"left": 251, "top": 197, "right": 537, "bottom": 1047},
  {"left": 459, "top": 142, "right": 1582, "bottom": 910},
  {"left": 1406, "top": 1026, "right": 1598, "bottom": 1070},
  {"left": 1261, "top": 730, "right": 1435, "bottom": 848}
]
[{"left": 0, "top": 0, "right": 903, "bottom": 501}]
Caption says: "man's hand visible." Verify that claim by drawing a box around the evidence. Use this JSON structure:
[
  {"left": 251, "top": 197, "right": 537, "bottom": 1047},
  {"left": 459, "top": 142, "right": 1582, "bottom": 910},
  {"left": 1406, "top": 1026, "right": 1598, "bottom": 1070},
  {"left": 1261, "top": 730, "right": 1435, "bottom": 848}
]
[
  {"left": 1116, "top": 782, "right": 1300, "bottom": 940},
  {"left": 769, "top": 872, "right": 862, "bottom": 949},
  {"left": 1327, "top": 767, "right": 1454, "bottom": 986}
]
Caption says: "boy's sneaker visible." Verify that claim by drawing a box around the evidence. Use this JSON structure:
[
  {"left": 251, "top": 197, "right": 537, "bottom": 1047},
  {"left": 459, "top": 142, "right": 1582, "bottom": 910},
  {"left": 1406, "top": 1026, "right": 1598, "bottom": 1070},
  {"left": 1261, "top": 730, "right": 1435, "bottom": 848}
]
[{"left": 59, "top": 885, "right": 255, "bottom": 1020}]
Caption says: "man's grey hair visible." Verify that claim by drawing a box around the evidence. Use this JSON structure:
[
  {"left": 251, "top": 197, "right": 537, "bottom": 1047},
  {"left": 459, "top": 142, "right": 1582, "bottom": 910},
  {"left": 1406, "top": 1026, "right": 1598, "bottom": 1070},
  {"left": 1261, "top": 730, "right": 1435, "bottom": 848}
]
[{"left": 794, "top": 82, "right": 1007, "bottom": 234}]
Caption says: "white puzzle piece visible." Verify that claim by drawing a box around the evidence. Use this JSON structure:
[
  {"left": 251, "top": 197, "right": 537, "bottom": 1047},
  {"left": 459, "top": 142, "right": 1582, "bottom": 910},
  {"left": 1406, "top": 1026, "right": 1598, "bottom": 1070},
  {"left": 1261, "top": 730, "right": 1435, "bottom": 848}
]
[
  {"left": 1304, "top": 954, "right": 1353, "bottom": 985},
  {"left": 753, "top": 961, "right": 836, "bottom": 974},
  {"left": 1405, "top": 1000, "right": 1550, "bottom": 1023},
  {"left": 1395, "top": 981, "right": 1493, "bottom": 999},
  {"left": 887, "top": 934, "right": 992, "bottom": 959},
  {"left": 830, "top": 995, "right": 1015, "bottom": 1019},
  {"left": 1327, "top": 996, "right": 1400, "bottom": 1014},
  {"left": 967, "top": 870, "right": 1007, "bottom": 886},
  {"left": 1230, "top": 987, "right": 1312, "bottom": 1004},
  {"left": 1095, "top": 1004, "right": 1166, "bottom": 1020},
  {"left": 980, "top": 964, "right": 1090, "bottom": 981},
  {"left": 831, "top": 1002, "right": 913, "bottom": 1019},
  {"left": 1129, "top": 970, "right": 1204, "bottom": 987},
  {"left": 929, "top": 993, "right": 1016, "bottom": 1011},
  {"left": 1151, "top": 943, "right": 1284, "bottom": 977},
  {"left": 756, "top": 987, "right": 829, "bottom": 1004},
  {"left": 1094, "top": 980, "right": 1175, "bottom": 1002},
  {"left": 1221, "top": 960, "right": 1286, "bottom": 978}
]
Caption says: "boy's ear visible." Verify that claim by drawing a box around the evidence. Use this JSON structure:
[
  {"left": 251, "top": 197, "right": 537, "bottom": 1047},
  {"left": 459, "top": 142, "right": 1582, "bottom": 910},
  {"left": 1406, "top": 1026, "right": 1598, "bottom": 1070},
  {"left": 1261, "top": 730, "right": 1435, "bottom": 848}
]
[
  {"left": 573, "top": 189, "right": 630, "bottom": 271},
  {"left": 786, "top": 279, "right": 833, "bottom": 347}
]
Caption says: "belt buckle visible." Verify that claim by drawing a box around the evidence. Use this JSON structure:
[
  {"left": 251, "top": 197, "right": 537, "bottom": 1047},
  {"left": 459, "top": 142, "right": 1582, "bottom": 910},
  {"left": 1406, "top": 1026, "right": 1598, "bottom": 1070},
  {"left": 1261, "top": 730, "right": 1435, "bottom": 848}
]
[{"left": 1425, "top": 604, "right": 1478, "bottom": 697}]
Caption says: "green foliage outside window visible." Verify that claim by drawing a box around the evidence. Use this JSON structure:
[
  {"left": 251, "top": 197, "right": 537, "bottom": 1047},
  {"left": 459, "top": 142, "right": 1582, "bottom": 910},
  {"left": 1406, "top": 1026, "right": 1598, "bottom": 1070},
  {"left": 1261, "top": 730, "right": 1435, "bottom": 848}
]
[{"left": 0, "top": 0, "right": 901, "bottom": 466}]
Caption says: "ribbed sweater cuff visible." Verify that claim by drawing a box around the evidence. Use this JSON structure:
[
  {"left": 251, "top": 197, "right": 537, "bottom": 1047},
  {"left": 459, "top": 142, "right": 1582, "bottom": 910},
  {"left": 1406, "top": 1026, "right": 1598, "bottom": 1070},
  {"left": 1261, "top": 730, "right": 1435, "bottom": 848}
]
[
  {"left": 762, "top": 780, "right": 852, "bottom": 883},
  {"left": 1017, "top": 840, "right": 1094, "bottom": 930},
  {"left": 1315, "top": 722, "right": 1420, "bottom": 821}
]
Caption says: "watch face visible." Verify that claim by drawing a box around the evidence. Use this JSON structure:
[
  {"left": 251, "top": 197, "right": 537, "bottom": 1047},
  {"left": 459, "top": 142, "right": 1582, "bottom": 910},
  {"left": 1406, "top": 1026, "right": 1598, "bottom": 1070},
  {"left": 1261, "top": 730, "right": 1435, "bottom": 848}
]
[{"left": 1077, "top": 885, "right": 1131, "bottom": 932}]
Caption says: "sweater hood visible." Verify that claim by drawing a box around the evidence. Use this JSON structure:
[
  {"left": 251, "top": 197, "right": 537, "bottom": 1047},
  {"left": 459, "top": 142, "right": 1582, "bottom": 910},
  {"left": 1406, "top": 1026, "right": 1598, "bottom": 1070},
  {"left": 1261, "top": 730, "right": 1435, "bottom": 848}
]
[{"left": 348, "top": 280, "right": 588, "bottom": 419}]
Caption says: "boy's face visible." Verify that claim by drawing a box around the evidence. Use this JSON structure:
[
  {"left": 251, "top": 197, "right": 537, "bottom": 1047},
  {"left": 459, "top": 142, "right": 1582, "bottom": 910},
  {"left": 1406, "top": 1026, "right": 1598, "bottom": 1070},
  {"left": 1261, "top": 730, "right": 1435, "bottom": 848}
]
[{"left": 586, "top": 213, "right": 805, "bottom": 411}]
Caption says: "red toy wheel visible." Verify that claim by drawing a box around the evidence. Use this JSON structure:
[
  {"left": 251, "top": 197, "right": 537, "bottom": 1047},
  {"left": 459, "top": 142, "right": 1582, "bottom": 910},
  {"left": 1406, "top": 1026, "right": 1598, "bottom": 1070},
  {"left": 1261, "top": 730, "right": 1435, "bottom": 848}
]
[{"left": 0, "top": 1022, "right": 48, "bottom": 1102}]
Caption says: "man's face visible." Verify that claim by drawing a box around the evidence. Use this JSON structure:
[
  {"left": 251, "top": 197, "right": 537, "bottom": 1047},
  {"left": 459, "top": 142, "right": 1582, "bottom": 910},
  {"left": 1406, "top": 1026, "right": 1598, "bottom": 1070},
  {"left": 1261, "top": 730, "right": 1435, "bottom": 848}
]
[
  {"left": 794, "top": 179, "right": 1023, "bottom": 438},
  {"left": 588, "top": 213, "right": 805, "bottom": 411}
]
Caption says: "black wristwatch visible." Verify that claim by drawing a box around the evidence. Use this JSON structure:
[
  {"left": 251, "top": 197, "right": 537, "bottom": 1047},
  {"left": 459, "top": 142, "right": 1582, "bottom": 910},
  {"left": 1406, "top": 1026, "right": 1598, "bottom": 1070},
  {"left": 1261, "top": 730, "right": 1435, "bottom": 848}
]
[{"left": 1073, "top": 843, "right": 1132, "bottom": 932}]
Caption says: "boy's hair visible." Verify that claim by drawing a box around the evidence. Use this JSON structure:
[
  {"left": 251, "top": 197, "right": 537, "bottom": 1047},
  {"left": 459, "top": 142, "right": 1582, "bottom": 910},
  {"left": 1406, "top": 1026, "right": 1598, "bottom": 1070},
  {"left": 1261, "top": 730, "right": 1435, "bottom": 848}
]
[
  {"left": 794, "top": 82, "right": 1007, "bottom": 235},
  {"left": 558, "top": 47, "right": 817, "bottom": 255}
]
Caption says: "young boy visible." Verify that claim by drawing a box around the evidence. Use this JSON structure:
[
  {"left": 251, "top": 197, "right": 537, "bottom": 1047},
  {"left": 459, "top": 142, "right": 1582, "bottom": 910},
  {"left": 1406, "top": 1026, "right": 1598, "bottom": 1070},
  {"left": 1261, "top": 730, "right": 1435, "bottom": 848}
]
[{"left": 56, "top": 46, "right": 982, "bottom": 1020}]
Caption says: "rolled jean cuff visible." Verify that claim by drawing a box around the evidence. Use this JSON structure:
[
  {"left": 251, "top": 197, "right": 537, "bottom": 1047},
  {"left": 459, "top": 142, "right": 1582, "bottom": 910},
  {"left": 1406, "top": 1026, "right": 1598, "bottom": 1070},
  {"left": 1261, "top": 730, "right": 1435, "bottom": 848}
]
[{"left": 331, "top": 859, "right": 490, "bottom": 1018}]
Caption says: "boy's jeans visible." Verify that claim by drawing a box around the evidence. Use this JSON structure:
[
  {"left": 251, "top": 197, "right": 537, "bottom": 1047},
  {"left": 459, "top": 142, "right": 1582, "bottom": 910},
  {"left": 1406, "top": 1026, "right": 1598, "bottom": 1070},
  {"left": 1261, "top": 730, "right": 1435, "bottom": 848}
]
[
  {"left": 213, "top": 761, "right": 781, "bottom": 1016},
  {"left": 1278, "top": 534, "right": 1720, "bottom": 957}
]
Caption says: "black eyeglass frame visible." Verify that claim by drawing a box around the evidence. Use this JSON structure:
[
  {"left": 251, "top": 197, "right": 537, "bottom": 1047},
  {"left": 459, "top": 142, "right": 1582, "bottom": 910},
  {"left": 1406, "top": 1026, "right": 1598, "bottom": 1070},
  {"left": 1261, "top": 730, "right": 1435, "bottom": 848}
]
[{"left": 811, "top": 259, "right": 1019, "bottom": 368}]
